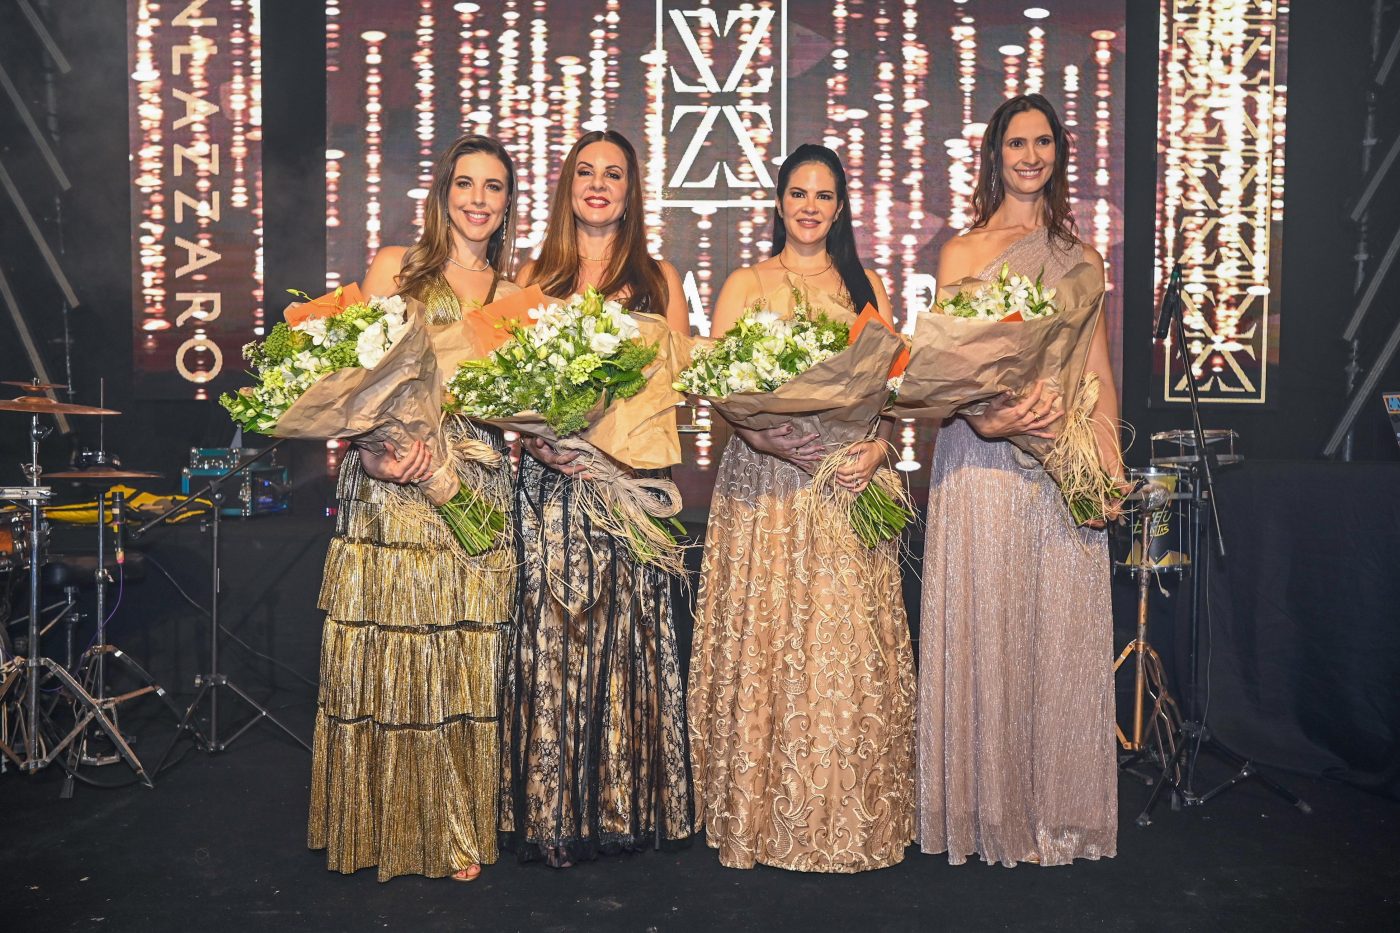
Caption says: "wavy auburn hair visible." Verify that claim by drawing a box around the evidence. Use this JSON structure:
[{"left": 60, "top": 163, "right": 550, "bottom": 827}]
[
  {"left": 971, "top": 94, "right": 1079, "bottom": 249},
  {"left": 527, "top": 130, "right": 667, "bottom": 314},
  {"left": 395, "top": 134, "right": 517, "bottom": 299}
]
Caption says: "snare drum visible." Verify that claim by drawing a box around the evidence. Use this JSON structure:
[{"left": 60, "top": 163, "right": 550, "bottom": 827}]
[
  {"left": 0, "top": 511, "right": 43, "bottom": 573},
  {"left": 1111, "top": 467, "right": 1192, "bottom": 574}
]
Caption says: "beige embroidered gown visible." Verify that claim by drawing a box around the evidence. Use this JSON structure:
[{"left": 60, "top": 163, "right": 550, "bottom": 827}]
[
  {"left": 688, "top": 277, "right": 917, "bottom": 873},
  {"left": 307, "top": 274, "right": 518, "bottom": 881},
  {"left": 917, "top": 228, "right": 1117, "bottom": 867}
]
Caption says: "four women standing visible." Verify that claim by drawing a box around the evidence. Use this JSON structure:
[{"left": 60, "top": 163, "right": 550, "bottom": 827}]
[{"left": 309, "top": 97, "right": 1121, "bottom": 882}]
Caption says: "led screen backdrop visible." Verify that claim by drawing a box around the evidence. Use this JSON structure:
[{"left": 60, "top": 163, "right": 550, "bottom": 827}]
[
  {"left": 1154, "top": 0, "right": 1288, "bottom": 405},
  {"left": 128, "top": 0, "right": 264, "bottom": 400},
  {"left": 325, "top": 0, "right": 1126, "bottom": 375}
]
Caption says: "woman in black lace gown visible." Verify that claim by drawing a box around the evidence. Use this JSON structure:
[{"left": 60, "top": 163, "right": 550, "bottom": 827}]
[{"left": 500, "top": 130, "right": 693, "bottom": 867}]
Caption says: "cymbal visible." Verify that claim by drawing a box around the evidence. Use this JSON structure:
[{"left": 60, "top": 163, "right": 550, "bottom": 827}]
[
  {"left": 1150, "top": 454, "right": 1244, "bottom": 468},
  {"left": 0, "top": 396, "right": 120, "bottom": 416},
  {"left": 46, "top": 468, "right": 162, "bottom": 482},
  {"left": 2, "top": 380, "right": 68, "bottom": 392},
  {"left": 1150, "top": 428, "right": 1237, "bottom": 446}
]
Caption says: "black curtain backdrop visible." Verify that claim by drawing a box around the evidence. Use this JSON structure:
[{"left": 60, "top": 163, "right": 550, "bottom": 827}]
[
  {"left": 1193, "top": 462, "right": 1400, "bottom": 797},
  {"left": 0, "top": 1, "right": 1397, "bottom": 799}
]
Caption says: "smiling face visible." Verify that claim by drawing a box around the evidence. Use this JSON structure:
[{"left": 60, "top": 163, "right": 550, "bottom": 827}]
[
  {"left": 999, "top": 109, "right": 1056, "bottom": 198},
  {"left": 445, "top": 150, "right": 510, "bottom": 244},
  {"left": 779, "top": 160, "right": 841, "bottom": 248},
  {"left": 570, "top": 140, "right": 629, "bottom": 229}
]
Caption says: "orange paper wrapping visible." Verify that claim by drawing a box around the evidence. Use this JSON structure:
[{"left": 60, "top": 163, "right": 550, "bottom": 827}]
[
  {"left": 690, "top": 312, "right": 905, "bottom": 447},
  {"left": 894, "top": 260, "right": 1105, "bottom": 465},
  {"left": 266, "top": 297, "right": 461, "bottom": 507},
  {"left": 283, "top": 283, "right": 364, "bottom": 327},
  {"left": 426, "top": 284, "right": 549, "bottom": 395},
  {"left": 475, "top": 311, "right": 691, "bottom": 470}
]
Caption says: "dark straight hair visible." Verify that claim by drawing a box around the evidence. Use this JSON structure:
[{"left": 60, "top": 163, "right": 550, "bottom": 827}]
[
  {"left": 769, "top": 143, "right": 877, "bottom": 315},
  {"left": 971, "top": 93, "right": 1079, "bottom": 249}
]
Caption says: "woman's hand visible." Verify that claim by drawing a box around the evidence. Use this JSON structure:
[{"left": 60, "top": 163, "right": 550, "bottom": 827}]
[
  {"left": 358, "top": 440, "right": 434, "bottom": 484},
  {"left": 965, "top": 380, "right": 1062, "bottom": 440},
  {"left": 834, "top": 440, "right": 887, "bottom": 492},
  {"left": 736, "top": 423, "right": 826, "bottom": 472},
  {"left": 524, "top": 435, "right": 588, "bottom": 476}
]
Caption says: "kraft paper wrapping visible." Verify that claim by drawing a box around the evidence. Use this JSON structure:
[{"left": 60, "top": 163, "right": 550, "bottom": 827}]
[
  {"left": 692, "top": 318, "right": 905, "bottom": 448},
  {"left": 479, "top": 311, "right": 691, "bottom": 470},
  {"left": 270, "top": 298, "right": 462, "bottom": 507},
  {"left": 893, "top": 261, "right": 1105, "bottom": 451}
]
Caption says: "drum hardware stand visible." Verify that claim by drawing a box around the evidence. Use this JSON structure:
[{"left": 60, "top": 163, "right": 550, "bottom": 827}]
[
  {"left": 61, "top": 489, "right": 183, "bottom": 796},
  {"left": 4, "top": 412, "right": 151, "bottom": 786},
  {"left": 1115, "top": 481, "right": 1184, "bottom": 791},
  {"left": 1135, "top": 264, "right": 1310, "bottom": 824},
  {"left": 138, "top": 439, "right": 309, "bottom": 772}
]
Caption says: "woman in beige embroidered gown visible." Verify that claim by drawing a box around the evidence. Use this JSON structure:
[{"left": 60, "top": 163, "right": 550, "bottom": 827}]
[
  {"left": 918, "top": 95, "right": 1122, "bottom": 867},
  {"left": 308, "top": 135, "right": 520, "bottom": 883},
  {"left": 688, "top": 144, "right": 916, "bottom": 873},
  {"left": 501, "top": 130, "right": 694, "bottom": 867}
]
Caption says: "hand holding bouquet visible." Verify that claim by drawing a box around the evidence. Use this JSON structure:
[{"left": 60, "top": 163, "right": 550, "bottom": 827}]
[
  {"left": 220, "top": 285, "right": 508, "bottom": 556},
  {"left": 444, "top": 287, "right": 688, "bottom": 573},
  {"left": 894, "top": 261, "right": 1121, "bottom": 525},
  {"left": 675, "top": 295, "right": 913, "bottom": 548}
]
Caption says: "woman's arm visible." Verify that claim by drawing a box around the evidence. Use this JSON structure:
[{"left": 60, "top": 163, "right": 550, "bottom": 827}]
[
  {"left": 658, "top": 260, "right": 690, "bottom": 335},
  {"left": 1081, "top": 247, "right": 1125, "bottom": 481},
  {"left": 360, "top": 246, "right": 407, "bottom": 299}
]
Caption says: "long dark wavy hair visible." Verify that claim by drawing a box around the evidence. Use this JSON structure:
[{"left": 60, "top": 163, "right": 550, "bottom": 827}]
[
  {"left": 770, "top": 144, "right": 877, "bottom": 315},
  {"left": 528, "top": 130, "right": 667, "bottom": 314},
  {"left": 971, "top": 93, "right": 1079, "bottom": 249},
  {"left": 395, "top": 134, "right": 517, "bottom": 298}
]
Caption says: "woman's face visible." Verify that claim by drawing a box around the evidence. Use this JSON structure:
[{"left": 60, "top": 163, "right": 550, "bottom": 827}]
[
  {"left": 779, "top": 160, "right": 841, "bottom": 248},
  {"left": 999, "top": 109, "right": 1056, "bottom": 198},
  {"left": 570, "top": 140, "right": 629, "bottom": 229},
  {"left": 446, "top": 151, "right": 510, "bottom": 244}
]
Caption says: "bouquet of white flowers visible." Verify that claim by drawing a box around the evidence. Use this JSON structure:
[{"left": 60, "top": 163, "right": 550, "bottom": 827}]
[
  {"left": 445, "top": 287, "right": 689, "bottom": 572},
  {"left": 221, "top": 285, "right": 507, "bottom": 555},
  {"left": 939, "top": 262, "right": 1058, "bottom": 321},
  {"left": 676, "top": 295, "right": 913, "bottom": 548},
  {"left": 895, "top": 261, "right": 1120, "bottom": 525}
]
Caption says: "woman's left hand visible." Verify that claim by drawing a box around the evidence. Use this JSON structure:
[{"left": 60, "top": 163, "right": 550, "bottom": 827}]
[{"left": 834, "top": 440, "right": 886, "bottom": 492}]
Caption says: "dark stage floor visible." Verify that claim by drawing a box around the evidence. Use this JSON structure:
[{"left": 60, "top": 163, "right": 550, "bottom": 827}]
[{"left": 2, "top": 462, "right": 1396, "bottom": 933}]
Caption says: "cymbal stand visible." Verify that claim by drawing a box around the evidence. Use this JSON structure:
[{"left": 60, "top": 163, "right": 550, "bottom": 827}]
[
  {"left": 63, "top": 489, "right": 182, "bottom": 795},
  {"left": 11, "top": 412, "right": 150, "bottom": 785},
  {"left": 139, "top": 440, "right": 309, "bottom": 770}
]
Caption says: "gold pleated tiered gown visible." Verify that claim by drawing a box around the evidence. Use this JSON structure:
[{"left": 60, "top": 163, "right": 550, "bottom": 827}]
[{"left": 307, "top": 274, "right": 518, "bottom": 882}]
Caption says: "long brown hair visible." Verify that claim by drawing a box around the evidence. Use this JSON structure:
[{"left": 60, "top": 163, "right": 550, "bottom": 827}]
[
  {"left": 528, "top": 131, "right": 667, "bottom": 314},
  {"left": 971, "top": 94, "right": 1078, "bottom": 248},
  {"left": 770, "top": 144, "right": 876, "bottom": 315},
  {"left": 395, "top": 134, "right": 517, "bottom": 299}
]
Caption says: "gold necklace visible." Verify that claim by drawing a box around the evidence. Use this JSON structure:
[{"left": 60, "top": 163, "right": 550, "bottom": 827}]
[
  {"left": 446, "top": 254, "right": 490, "bottom": 273},
  {"left": 778, "top": 251, "right": 833, "bottom": 279},
  {"left": 580, "top": 252, "right": 609, "bottom": 263}
]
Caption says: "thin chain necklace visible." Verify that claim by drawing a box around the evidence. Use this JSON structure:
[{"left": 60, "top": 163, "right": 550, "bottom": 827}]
[
  {"left": 446, "top": 253, "right": 490, "bottom": 273},
  {"left": 778, "top": 250, "right": 832, "bottom": 279}
]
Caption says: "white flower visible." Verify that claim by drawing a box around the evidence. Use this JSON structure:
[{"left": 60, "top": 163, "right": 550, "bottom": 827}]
[
  {"left": 355, "top": 320, "right": 389, "bottom": 369},
  {"left": 589, "top": 331, "right": 621, "bottom": 355},
  {"left": 296, "top": 316, "right": 330, "bottom": 346},
  {"left": 750, "top": 308, "right": 781, "bottom": 330},
  {"left": 371, "top": 294, "right": 407, "bottom": 318},
  {"left": 548, "top": 352, "right": 567, "bottom": 369}
]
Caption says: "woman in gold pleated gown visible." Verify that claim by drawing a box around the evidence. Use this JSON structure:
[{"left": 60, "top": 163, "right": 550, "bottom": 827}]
[
  {"left": 308, "top": 135, "right": 520, "bottom": 883},
  {"left": 687, "top": 144, "right": 917, "bottom": 873},
  {"left": 500, "top": 131, "right": 694, "bottom": 868},
  {"left": 918, "top": 95, "right": 1122, "bottom": 867}
]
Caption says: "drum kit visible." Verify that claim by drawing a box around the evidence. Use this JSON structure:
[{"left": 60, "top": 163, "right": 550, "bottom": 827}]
[
  {"left": 1110, "top": 428, "right": 1243, "bottom": 810},
  {"left": 0, "top": 380, "right": 176, "bottom": 791}
]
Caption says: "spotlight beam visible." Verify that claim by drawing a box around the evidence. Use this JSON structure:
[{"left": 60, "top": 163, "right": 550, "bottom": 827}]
[
  {"left": 0, "top": 159, "right": 78, "bottom": 307},
  {"left": 17, "top": 0, "right": 71, "bottom": 74},
  {"left": 0, "top": 266, "right": 72, "bottom": 434}
]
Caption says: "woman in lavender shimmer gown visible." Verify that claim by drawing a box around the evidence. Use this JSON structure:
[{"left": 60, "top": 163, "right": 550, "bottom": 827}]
[{"left": 918, "top": 94, "right": 1124, "bottom": 867}]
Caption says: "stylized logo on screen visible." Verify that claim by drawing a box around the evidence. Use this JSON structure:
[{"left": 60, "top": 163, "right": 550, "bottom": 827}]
[{"left": 656, "top": 3, "right": 786, "bottom": 209}]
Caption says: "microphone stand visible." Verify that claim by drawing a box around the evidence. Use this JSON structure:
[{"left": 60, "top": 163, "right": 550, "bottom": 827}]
[
  {"left": 137, "top": 440, "right": 310, "bottom": 773},
  {"left": 1135, "top": 267, "right": 1309, "bottom": 824}
]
